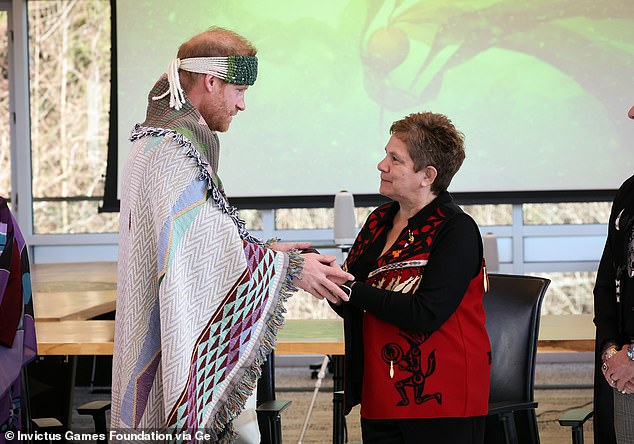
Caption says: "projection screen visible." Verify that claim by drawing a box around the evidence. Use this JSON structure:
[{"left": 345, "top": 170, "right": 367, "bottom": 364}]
[{"left": 116, "top": 0, "right": 634, "bottom": 202}]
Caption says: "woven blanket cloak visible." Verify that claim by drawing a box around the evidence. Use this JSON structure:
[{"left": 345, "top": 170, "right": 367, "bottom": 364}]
[
  {"left": 0, "top": 197, "right": 36, "bottom": 440},
  {"left": 111, "top": 77, "right": 300, "bottom": 442}
]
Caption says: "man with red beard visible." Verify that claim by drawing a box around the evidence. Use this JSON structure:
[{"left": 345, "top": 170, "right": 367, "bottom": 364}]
[{"left": 111, "top": 27, "right": 352, "bottom": 443}]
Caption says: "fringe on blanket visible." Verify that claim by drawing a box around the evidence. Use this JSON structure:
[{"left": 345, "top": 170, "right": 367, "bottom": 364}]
[{"left": 211, "top": 249, "right": 303, "bottom": 442}]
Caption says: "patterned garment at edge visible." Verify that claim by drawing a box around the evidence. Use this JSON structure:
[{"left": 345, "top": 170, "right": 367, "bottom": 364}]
[
  {"left": 0, "top": 197, "right": 37, "bottom": 443},
  {"left": 111, "top": 77, "right": 301, "bottom": 443}
]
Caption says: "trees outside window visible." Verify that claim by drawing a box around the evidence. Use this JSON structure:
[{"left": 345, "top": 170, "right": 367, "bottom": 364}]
[{"left": 28, "top": 0, "right": 117, "bottom": 234}]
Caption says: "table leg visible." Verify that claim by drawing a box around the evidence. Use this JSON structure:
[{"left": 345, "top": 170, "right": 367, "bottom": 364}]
[{"left": 332, "top": 355, "right": 345, "bottom": 444}]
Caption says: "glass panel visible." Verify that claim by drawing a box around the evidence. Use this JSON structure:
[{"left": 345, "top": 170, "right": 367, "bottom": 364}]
[
  {"left": 0, "top": 11, "right": 9, "bottom": 200},
  {"left": 355, "top": 207, "right": 374, "bottom": 226},
  {"left": 275, "top": 204, "right": 511, "bottom": 230},
  {"left": 33, "top": 199, "right": 117, "bottom": 234},
  {"left": 240, "top": 209, "right": 262, "bottom": 231},
  {"left": 530, "top": 271, "right": 596, "bottom": 315},
  {"left": 462, "top": 204, "right": 512, "bottom": 226},
  {"left": 276, "top": 208, "right": 333, "bottom": 230},
  {"left": 28, "top": 0, "right": 115, "bottom": 233},
  {"left": 276, "top": 207, "right": 375, "bottom": 230},
  {"left": 524, "top": 202, "right": 611, "bottom": 225}
]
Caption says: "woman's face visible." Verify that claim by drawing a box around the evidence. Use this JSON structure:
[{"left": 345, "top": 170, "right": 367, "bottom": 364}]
[{"left": 377, "top": 135, "right": 430, "bottom": 202}]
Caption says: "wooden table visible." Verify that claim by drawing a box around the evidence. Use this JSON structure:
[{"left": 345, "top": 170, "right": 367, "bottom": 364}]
[
  {"left": 29, "top": 262, "right": 598, "bottom": 444},
  {"left": 29, "top": 261, "right": 594, "bottom": 439},
  {"left": 538, "top": 314, "right": 595, "bottom": 353},
  {"left": 35, "top": 320, "right": 115, "bottom": 355},
  {"left": 34, "top": 319, "right": 343, "bottom": 356},
  {"left": 35, "top": 315, "right": 596, "bottom": 356},
  {"left": 31, "top": 262, "right": 117, "bottom": 285},
  {"left": 31, "top": 262, "right": 117, "bottom": 321},
  {"left": 33, "top": 290, "right": 116, "bottom": 322}
]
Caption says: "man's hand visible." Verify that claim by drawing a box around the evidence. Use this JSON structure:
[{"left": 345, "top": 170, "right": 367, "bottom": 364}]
[
  {"left": 268, "top": 241, "right": 311, "bottom": 253},
  {"left": 295, "top": 253, "right": 354, "bottom": 305}
]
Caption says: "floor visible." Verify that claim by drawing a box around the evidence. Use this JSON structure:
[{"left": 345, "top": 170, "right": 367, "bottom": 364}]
[{"left": 69, "top": 356, "right": 595, "bottom": 443}]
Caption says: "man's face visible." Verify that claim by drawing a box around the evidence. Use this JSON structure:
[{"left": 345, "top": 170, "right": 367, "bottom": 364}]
[{"left": 200, "top": 79, "right": 248, "bottom": 132}]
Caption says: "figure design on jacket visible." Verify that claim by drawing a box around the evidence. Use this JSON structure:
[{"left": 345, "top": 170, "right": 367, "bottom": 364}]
[{"left": 382, "top": 330, "right": 442, "bottom": 407}]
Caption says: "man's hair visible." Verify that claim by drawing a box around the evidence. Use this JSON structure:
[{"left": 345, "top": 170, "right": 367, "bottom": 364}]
[
  {"left": 390, "top": 112, "right": 465, "bottom": 195},
  {"left": 178, "top": 27, "right": 257, "bottom": 91}
]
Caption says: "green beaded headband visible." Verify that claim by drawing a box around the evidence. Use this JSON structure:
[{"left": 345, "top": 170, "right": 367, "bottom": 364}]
[
  {"left": 152, "top": 55, "right": 258, "bottom": 110},
  {"left": 180, "top": 56, "right": 258, "bottom": 85}
]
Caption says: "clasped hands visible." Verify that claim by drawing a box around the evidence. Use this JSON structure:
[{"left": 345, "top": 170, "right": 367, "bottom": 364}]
[
  {"left": 269, "top": 242, "right": 354, "bottom": 305},
  {"left": 601, "top": 346, "right": 634, "bottom": 394}
]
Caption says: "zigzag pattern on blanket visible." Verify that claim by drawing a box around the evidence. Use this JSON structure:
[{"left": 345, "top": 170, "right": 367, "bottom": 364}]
[{"left": 166, "top": 247, "right": 282, "bottom": 435}]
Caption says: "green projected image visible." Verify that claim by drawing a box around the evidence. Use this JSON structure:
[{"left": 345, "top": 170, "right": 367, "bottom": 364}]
[{"left": 117, "top": 0, "right": 634, "bottom": 199}]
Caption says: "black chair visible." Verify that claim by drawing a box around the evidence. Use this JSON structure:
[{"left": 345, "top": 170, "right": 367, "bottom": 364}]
[
  {"left": 558, "top": 342, "right": 615, "bottom": 444},
  {"left": 77, "top": 351, "right": 291, "bottom": 444},
  {"left": 21, "top": 354, "right": 77, "bottom": 444},
  {"left": 558, "top": 406, "right": 593, "bottom": 444},
  {"left": 256, "top": 351, "right": 292, "bottom": 444},
  {"left": 484, "top": 273, "right": 550, "bottom": 444},
  {"left": 76, "top": 399, "right": 111, "bottom": 443}
]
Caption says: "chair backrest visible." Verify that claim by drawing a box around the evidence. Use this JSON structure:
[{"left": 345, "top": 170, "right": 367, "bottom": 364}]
[{"left": 484, "top": 273, "right": 550, "bottom": 404}]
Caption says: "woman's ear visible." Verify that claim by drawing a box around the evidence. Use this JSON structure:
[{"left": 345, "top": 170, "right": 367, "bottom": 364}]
[{"left": 422, "top": 165, "right": 438, "bottom": 187}]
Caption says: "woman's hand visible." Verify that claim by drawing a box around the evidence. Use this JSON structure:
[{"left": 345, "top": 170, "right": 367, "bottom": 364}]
[{"left": 603, "top": 348, "right": 634, "bottom": 393}]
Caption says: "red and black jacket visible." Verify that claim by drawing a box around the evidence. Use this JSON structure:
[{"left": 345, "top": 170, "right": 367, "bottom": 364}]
[{"left": 332, "top": 192, "right": 490, "bottom": 418}]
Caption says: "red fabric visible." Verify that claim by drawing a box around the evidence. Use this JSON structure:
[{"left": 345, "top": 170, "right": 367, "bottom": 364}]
[
  {"left": 360, "top": 268, "right": 490, "bottom": 419},
  {"left": 352, "top": 203, "right": 491, "bottom": 419}
]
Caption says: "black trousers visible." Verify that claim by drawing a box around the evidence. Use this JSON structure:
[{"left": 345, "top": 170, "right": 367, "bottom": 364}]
[{"left": 361, "top": 415, "right": 486, "bottom": 444}]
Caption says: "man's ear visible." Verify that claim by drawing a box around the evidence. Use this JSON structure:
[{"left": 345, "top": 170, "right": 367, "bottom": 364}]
[{"left": 204, "top": 74, "right": 216, "bottom": 91}]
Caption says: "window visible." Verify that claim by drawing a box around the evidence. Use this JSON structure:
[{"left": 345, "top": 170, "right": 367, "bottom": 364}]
[
  {"left": 532, "top": 271, "right": 596, "bottom": 315},
  {"left": 27, "top": 0, "right": 117, "bottom": 234},
  {"left": 524, "top": 202, "right": 611, "bottom": 225},
  {"left": 462, "top": 204, "right": 512, "bottom": 226}
]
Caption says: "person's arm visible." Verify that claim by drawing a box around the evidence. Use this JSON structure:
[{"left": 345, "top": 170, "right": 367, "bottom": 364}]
[
  {"left": 594, "top": 239, "right": 619, "bottom": 353},
  {"left": 593, "top": 191, "right": 622, "bottom": 354},
  {"left": 347, "top": 213, "right": 481, "bottom": 332}
]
